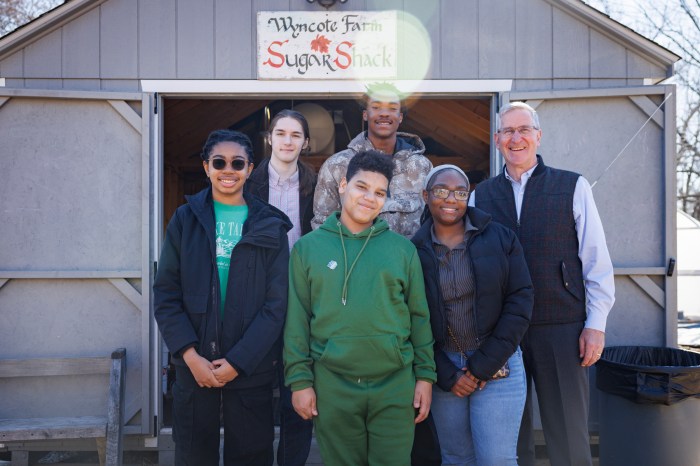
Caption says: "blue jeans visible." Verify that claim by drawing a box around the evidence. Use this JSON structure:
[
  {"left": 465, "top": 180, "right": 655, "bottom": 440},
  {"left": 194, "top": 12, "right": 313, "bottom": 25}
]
[{"left": 431, "top": 348, "right": 526, "bottom": 466}]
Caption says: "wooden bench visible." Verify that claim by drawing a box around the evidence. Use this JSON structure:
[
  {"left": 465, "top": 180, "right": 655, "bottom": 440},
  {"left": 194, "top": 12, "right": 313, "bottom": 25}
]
[{"left": 0, "top": 348, "right": 125, "bottom": 466}]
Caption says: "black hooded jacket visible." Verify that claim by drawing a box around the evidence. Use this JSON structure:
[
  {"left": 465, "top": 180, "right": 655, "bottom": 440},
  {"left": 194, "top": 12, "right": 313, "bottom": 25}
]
[
  {"left": 154, "top": 188, "right": 292, "bottom": 389},
  {"left": 411, "top": 206, "right": 533, "bottom": 389}
]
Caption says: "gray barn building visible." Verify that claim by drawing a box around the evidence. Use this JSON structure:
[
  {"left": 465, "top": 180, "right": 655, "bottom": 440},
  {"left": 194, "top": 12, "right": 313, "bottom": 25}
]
[{"left": 0, "top": 0, "right": 680, "bottom": 461}]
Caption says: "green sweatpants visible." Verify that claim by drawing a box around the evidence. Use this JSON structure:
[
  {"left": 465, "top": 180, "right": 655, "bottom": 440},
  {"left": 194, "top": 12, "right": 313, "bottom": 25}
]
[{"left": 313, "top": 363, "right": 416, "bottom": 466}]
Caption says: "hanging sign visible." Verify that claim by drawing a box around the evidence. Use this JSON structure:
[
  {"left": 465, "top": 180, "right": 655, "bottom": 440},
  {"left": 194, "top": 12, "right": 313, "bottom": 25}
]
[{"left": 257, "top": 11, "right": 397, "bottom": 80}]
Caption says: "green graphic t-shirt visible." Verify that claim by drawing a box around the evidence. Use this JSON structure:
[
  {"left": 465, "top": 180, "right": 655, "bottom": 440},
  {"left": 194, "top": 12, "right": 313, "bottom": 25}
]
[{"left": 213, "top": 201, "right": 248, "bottom": 319}]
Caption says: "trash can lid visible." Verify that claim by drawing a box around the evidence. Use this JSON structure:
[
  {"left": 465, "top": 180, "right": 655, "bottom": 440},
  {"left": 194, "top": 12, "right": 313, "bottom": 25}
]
[
  {"left": 598, "top": 345, "right": 700, "bottom": 373},
  {"left": 597, "top": 346, "right": 700, "bottom": 405}
]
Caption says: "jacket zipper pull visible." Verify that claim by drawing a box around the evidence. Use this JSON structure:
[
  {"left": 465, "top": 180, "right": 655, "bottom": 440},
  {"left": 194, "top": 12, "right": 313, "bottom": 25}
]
[{"left": 342, "top": 298, "right": 346, "bottom": 306}]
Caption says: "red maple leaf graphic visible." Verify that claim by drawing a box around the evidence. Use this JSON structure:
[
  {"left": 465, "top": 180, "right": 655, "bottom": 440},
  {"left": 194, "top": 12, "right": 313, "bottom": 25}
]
[{"left": 310, "top": 34, "right": 331, "bottom": 53}]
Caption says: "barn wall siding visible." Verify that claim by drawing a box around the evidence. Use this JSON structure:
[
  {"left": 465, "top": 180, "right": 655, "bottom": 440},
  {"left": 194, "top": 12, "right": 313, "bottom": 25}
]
[
  {"left": 61, "top": 7, "right": 99, "bottom": 78},
  {"left": 23, "top": 29, "right": 62, "bottom": 79},
  {"left": 215, "top": 0, "right": 253, "bottom": 79},
  {"left": 0, "top": 0, "right": 671, "bottom": 91},
  {"left": 100, "top": 0, "right": 139, "bottom": 79},
  {"left": 479, "top": 0, "right": 517, "bottom": 79},
  {"left": 440, "top": 0, "right": 478, "bottom": 79}
]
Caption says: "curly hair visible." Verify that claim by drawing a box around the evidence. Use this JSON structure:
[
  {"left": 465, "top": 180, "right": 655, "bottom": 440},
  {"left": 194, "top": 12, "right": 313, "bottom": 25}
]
[
  {"left": 346, "top": 150, "right": 394, "bottom": 185},
  {"left": 200, "top": 129, "right": 254, "bottom": 163}
]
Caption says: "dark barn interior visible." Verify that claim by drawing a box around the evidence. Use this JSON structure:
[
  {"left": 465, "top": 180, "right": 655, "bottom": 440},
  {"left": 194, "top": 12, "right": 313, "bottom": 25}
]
[{"left": 163, "top": 97, "right": 492, "bottom": 223}]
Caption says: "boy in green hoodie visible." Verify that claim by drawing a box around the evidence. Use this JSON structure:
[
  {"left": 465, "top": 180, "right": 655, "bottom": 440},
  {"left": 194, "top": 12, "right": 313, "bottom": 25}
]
[{"left": 284, "top": 150, "right": 437, "bottom": 466}]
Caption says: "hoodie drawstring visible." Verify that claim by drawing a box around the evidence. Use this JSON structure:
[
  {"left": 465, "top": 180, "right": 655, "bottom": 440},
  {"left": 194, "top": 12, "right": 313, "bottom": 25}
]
[{"left": 338, "top": 222, "right": 374, "bottom": 306}]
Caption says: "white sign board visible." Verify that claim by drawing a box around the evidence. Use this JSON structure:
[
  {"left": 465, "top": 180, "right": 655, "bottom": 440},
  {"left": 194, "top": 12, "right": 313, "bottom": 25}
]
[{"left": 257, "top": 11, "right": 398, "bottom": 80}]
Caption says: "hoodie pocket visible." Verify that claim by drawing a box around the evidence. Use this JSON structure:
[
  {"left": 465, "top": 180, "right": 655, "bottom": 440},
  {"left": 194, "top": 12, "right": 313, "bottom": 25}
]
[
  {"left": 319, "top": 334, "right": 408, "bottom": 378},
  {"left": 561, "top": 261, "right": 584, "bottom": 302}
]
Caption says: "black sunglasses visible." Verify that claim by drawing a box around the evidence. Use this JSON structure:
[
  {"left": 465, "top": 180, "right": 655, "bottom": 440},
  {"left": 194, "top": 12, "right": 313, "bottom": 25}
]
[{"left": 210, "top": 158, "right": 247, "bottom": 171}]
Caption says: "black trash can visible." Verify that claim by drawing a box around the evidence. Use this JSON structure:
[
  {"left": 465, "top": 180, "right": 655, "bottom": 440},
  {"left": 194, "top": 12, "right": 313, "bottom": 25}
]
[{"left": 596, "top": 346, "right": 700, "bottom": 466}]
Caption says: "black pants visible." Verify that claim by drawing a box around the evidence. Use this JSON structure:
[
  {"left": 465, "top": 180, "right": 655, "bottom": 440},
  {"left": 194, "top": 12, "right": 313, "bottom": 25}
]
[
  {"left": 173, "top": 366, "right": 274, "bottom": 466},
  {"left": 411, "top": 412, "right": 442, "bottom": 466},
  {"left": 517, "top": 322, "right": 592, "bottom": 466}
]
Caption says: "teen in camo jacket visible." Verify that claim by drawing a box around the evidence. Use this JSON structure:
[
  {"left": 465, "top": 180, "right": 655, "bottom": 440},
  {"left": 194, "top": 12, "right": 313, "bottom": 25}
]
[{"left": 311, "top": 83, "right": 432, "bottom": 238}]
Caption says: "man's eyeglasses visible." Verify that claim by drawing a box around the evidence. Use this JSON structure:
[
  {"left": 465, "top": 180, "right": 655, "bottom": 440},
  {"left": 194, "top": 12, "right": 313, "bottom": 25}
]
[
  {"left": 210, "top": 158, "right": 248, "bottom": 171},
  {"left": 498, "top": 126, "right": 538, "bottom": 137},
  {"left": 430, "top": 188, "right": 470, "bottom": 201}
]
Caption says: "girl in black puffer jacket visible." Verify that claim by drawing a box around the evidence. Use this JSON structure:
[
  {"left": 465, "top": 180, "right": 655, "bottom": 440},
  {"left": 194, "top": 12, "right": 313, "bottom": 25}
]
[{"left": 411, "top": 165, "right": 533, "bottom": 466}]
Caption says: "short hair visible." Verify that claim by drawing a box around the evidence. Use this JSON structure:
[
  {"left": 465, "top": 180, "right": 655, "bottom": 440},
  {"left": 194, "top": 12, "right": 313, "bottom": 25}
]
[
  {"left": 363, "top": 82, "right": 405, "bottom": 112},
  {"left": 497, "top": 102, "right": 540, "bottom": 130},
  {"left": 345, "top": 150, "right": 394, "bottom": 186},
  {"left": 200, "top": 129, "right": 254, "bottom": 163}
]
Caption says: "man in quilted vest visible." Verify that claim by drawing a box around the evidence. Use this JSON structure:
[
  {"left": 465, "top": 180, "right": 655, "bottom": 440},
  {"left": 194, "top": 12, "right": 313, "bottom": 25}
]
[{"left": 471, "top": 102, "right": 615, "bottom": 466}]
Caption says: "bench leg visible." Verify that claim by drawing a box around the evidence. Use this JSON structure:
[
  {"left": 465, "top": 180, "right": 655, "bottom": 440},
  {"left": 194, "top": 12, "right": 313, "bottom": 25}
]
[
  {"left": 10, "top": 450, "right": 29, "bottom": 466},
  {"left": 95, "top": 437, "right": 107, "bottom": 466},
  {"left": 105, "top": 349, "right": 125, "bottom": 466}
]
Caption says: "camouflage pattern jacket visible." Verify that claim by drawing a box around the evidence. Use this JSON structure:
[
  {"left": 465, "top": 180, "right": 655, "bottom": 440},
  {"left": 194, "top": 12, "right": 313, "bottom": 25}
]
[{"left": 311, "top": 131, "right": 432, "bottom": 238}]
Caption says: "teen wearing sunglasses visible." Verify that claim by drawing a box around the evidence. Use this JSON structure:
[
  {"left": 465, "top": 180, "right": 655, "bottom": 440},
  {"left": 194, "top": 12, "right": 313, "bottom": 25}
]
[
  {"left": 246, "top": 109, "right": 317, "bottom": 466},
  {"left": 411, "top": 165, "right": 533, "bottom": 465},
  {"left": 210, "top": 157, "right": 248, "bottom": 171},
  {"left": 154, "top": 129, "right": 292, "bottom": 465}
]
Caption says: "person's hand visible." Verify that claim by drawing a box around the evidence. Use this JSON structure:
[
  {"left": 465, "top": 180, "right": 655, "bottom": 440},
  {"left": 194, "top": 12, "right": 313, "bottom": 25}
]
[
  {"left": 579, "top": 328, "right": 605, "bottom": 367},
  {"left": 182, "top": 347, "right": 225, "bottom": 388},
  {"left": 292, "top": 387, "right": 318, "bottom": 420},
  {"left": 211, "top": 358, "right": 239, "bottom": 384},
  {"left": 413, "top": 380, "right": 432, "bottom": 424},
  {"left": 450, "top": 368, "right": 486, "bottom": 397}
]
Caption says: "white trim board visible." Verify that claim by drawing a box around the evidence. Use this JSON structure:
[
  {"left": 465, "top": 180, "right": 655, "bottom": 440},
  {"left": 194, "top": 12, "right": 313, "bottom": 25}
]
[{"left": 140, "top": 79, "right": 512, "bottom": 95}]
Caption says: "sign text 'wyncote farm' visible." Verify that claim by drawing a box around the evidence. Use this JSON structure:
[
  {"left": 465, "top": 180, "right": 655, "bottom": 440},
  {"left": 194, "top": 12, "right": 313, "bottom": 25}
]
[{"left": 257, "top": 11, "right": 398, "bottom": 80}]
